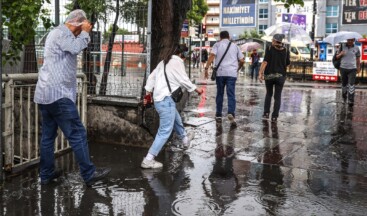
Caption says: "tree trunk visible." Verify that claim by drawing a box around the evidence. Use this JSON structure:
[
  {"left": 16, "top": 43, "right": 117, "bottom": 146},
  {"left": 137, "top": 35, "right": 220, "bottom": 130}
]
[
  {"left": 73, "top": 1, "right": 98, "bottom": 94},
  {"left": 151, "top": 0, "right": 191, "bottom": 72},
  {"left": 99, "top": 0, "right": 120, "bottom": 95}
]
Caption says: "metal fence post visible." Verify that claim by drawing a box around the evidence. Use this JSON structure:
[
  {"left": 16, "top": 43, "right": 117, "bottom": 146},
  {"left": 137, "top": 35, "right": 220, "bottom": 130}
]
[
  {"left": 303, "top": 60, "right": 306, "bottom": 81},
  {"left": 3, "top": 79, "right": 14, "bottom": 172},
  {"left": 362, "top": 61, "right": 365, "bottom": 83}
]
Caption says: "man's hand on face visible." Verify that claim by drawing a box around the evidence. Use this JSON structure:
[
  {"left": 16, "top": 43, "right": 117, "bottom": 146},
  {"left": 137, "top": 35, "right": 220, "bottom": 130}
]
[{"left": 81, "top": 20, "right": 92, "bottom": 33}]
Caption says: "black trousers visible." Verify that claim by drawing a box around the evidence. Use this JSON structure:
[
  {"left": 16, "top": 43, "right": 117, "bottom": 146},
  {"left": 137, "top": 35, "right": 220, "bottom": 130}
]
[{"left": 264, "top": 76, "right": 286, "bottom": 118}]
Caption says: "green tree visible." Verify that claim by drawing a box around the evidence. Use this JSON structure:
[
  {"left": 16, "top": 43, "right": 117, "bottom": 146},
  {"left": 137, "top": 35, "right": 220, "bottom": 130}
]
[
  {"left": 120, "top": 0, "right": 148, "bottom": 44},
  {"left": 275, "top": 0, "right": 304, "bottom": 8},
  {"left": 103, "top": 25, "right": 130, "bottom": 43},
  {"left": 186, "top": 0, "right": 209, "bottom": 25},
  {"left": 239, "top": 29, "right": 264, "bottom": 40},
  {"left": 2, "top": 0, "right": 52, "bottom": 66}
]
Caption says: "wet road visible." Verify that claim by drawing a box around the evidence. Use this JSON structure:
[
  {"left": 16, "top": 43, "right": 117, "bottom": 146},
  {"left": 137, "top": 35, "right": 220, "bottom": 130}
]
[{"left": 1, "top": 77, "right": 367, "bottom": 215}]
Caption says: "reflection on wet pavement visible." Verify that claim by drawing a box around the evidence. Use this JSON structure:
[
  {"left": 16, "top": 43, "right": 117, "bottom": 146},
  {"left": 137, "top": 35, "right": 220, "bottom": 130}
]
[{"left": 1, "top": 83, "right": 367, "bottom": 215}]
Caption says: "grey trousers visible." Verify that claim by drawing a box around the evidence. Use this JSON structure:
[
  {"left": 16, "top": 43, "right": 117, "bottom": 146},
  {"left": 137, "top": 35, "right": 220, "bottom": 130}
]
[{"left": 340, "top": 68, "right": 357, "bottom": 103}]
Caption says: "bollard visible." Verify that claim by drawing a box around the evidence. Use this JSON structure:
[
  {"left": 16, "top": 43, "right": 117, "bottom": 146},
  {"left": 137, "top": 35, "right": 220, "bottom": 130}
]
[
  {"left": 302, "top": 60, "right": 306, "bottom": 81},
  {"left": 362, "top": 61, "right": 365, "bottom": 83}
]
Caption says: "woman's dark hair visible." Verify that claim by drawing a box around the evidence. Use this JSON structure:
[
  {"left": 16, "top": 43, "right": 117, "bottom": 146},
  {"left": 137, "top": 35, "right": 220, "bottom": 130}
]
[{"left": 163, "top": 44, "right": 186, "bottom": 65}]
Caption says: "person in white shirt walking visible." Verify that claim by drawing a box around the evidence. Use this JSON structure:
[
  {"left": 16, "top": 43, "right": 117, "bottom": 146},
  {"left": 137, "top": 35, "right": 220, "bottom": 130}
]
[
  {"left": 204, "top": 31, "right": 244, "bottom": 126},
  {"left": 142, "top": 45, "right": 204, "bottom": 169}
]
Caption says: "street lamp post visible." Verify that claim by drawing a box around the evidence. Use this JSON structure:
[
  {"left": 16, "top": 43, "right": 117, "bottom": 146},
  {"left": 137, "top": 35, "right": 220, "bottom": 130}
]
[
  {"left": 310, "top": 0, "right": 316, "bottom": 61},
  {"left": 0, "top": 0, "right": 3, "bottom": 181}
]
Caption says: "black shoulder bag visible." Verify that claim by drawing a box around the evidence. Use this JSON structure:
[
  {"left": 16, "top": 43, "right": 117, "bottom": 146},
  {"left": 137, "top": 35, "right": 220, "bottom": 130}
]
[
  {"left": 211, "top": 42, "right": 232, "bottom": 81},
  {"left": 332, "top": 44, "right": 343, "bottom": 70},
  {"left": 163, "top": 63, "right": 183, "bottom": 103}
]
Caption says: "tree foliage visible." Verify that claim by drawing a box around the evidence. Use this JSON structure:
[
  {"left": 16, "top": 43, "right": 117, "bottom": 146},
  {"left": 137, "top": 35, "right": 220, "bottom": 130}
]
[
  {"left": 120, "top": 0, "right": 148, "bottom": 29},
  {"left": 274, "top": 0, "right": 304, "bottom": 8},
  {"left": 65, "top": 0, "right": 111, "bottom": 25},
  {"left": 186, "top": 0, "right": 209, "bottom": 25},
  {"left": 239, "top": 29, "right": 264, "bottom": 40},
  {"left": 102, "top": 25, "right": 130, "bottom": 43},
  {"left": 2, "top": 0, "right": 52, "bottom": 66}
]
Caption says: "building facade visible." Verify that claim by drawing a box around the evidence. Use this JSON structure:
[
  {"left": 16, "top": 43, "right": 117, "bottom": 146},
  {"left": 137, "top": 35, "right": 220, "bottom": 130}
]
[{"left": 203, "top": 0, "right": 367, "bottom": 41}]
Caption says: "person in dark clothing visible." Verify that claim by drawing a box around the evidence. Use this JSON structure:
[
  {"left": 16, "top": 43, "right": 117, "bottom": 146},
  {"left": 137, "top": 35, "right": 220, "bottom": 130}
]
[
  {"left": 250, "top": 49, "right": 260, "bottom": 80},
  {"left": 201, "top": 49, "right": 208, "bottom": 69},
  {"left": 258, "top": 34, "right": 290, "bottom": 122}
]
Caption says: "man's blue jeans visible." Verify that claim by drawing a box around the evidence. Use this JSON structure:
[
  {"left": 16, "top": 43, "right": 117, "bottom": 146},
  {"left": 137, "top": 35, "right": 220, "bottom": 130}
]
[
  {"left": 148, "top": 96, "right": 186, "bottom": 156},
  {"left": 250, "top": 64, "right": 259, "bottom": 80},
  {"left": 215, "top": 76, "right": 237, "bottom": 117},
  {"left": 39, "top": 98, "right": 95, "bottom": 182}
]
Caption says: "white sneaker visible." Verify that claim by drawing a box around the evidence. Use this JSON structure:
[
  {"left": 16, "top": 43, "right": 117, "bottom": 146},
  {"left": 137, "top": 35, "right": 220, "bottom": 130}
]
[
  {"left": 182, "top": 131, "right": 195, "bottom": 150},
  {"left": 227, "top": 114, "right": 237, "bottom": 126},
  {"left": 141, "top": 158, "right": 163, "bottom": 169}
]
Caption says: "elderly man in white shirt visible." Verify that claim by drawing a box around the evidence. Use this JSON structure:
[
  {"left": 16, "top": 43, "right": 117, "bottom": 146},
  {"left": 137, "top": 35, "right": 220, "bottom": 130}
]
[
  {"left": 34, "top": 9, "right": 110, "bottom": 186},
  {"left": 141, "top": 45, "right": 203, "bottom": 169}
]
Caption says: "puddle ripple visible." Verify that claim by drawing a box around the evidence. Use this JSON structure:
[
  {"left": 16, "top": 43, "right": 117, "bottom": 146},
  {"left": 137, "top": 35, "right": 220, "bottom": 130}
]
[{"left": 171, "top": 198, "right": 221, "bottom": 216}]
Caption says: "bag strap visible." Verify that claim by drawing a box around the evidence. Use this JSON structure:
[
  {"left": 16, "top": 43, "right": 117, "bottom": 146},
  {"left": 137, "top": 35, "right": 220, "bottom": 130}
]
[
  {"left": 163, "top": 63, "right": 172, "bottom": 93},
  {"left": 216, "top": 42, "right": 232, "bottom": 69}
]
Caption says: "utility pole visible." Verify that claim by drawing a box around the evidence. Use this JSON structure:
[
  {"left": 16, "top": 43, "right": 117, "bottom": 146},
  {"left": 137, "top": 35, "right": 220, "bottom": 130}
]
[
  {"left": 199, "top": 23, "right": 203, "bottom": 71},
  {"left": 189, "top": 36, "right": 192, "bottom": 79},
  {"left": 0, "top": 0, "right": 3, "bottom": 181},
  {"left": 55, "top": 0, "right": 60, "bottom": 26},
  {"left": 146, "top": 0, "right": 152, "bottom": 75},
  {"left": 310, "top": 0, "right": 316, "bottom": 61}
]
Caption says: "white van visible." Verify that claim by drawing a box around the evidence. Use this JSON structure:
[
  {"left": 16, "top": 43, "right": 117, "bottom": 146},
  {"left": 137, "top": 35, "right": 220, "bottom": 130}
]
[
  {"left": 289, "top": 41, "right": 311, "bottom": 61},
  {"left": 261, "top": 36, "right": 311, "bottom": 61}
]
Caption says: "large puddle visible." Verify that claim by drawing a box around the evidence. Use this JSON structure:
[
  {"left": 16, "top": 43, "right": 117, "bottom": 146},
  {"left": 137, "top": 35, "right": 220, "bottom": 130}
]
[{"left": 1, "top": 84, "right": 367, "bottom": 215}]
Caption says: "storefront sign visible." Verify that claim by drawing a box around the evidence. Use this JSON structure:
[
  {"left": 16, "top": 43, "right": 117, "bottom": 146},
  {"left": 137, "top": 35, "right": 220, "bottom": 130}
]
[
  {"left": 181, "top": 19, "right": 189, "bottom": 37},
  {"left": 312, "top": 61, "right": 338, "bottom": 81},
  {"left": 221, "top": 0, "right": 256, "bottom": 27},
  {"left": 342, "top": 0, "right": 367, "bottom": 24},
  {"left": 207, "top": 29, "right": 214, "bottom": 38}
]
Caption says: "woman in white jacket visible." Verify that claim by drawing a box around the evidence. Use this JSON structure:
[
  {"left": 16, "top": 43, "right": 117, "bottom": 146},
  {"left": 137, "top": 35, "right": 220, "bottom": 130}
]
[{"left": 142, "top": 45, "right": 204, "bottom": 169}]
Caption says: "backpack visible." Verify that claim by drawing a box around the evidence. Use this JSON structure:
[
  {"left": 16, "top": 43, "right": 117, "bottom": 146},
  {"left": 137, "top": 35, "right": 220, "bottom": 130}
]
[{"left": 332, "top": 45, "right": 342, "bottom": 70}]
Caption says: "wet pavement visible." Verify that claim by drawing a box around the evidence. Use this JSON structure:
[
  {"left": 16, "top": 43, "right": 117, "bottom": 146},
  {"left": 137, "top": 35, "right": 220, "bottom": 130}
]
[{"left": 2, "top": 72, "right": 367, "bottom": 215}]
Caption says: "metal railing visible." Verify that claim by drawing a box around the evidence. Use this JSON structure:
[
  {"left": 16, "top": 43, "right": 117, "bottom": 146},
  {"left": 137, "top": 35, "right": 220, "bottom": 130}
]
[
  {"left": 2, "top": 73, "right": 88, "bottom": 172},
  {"left": 287, "top": 60, "right": 367, "bottom": 83}
]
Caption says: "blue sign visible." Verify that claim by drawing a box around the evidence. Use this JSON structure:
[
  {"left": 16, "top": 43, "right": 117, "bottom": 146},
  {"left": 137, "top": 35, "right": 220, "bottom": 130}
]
[
  {"left": 318, "top": 42, "right": 327, "bottom": 61},
  {"left": 221, "top": 0, "right": 256, "bottom": 27}
]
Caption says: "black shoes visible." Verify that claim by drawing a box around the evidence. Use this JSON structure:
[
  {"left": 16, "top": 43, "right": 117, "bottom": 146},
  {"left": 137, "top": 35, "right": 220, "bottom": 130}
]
[
  {"left": 86, "top": 167, "right": 111, "bottom": 187},
  {"left": 41, "top": 169, "right": 63, "bottom": 185}
]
